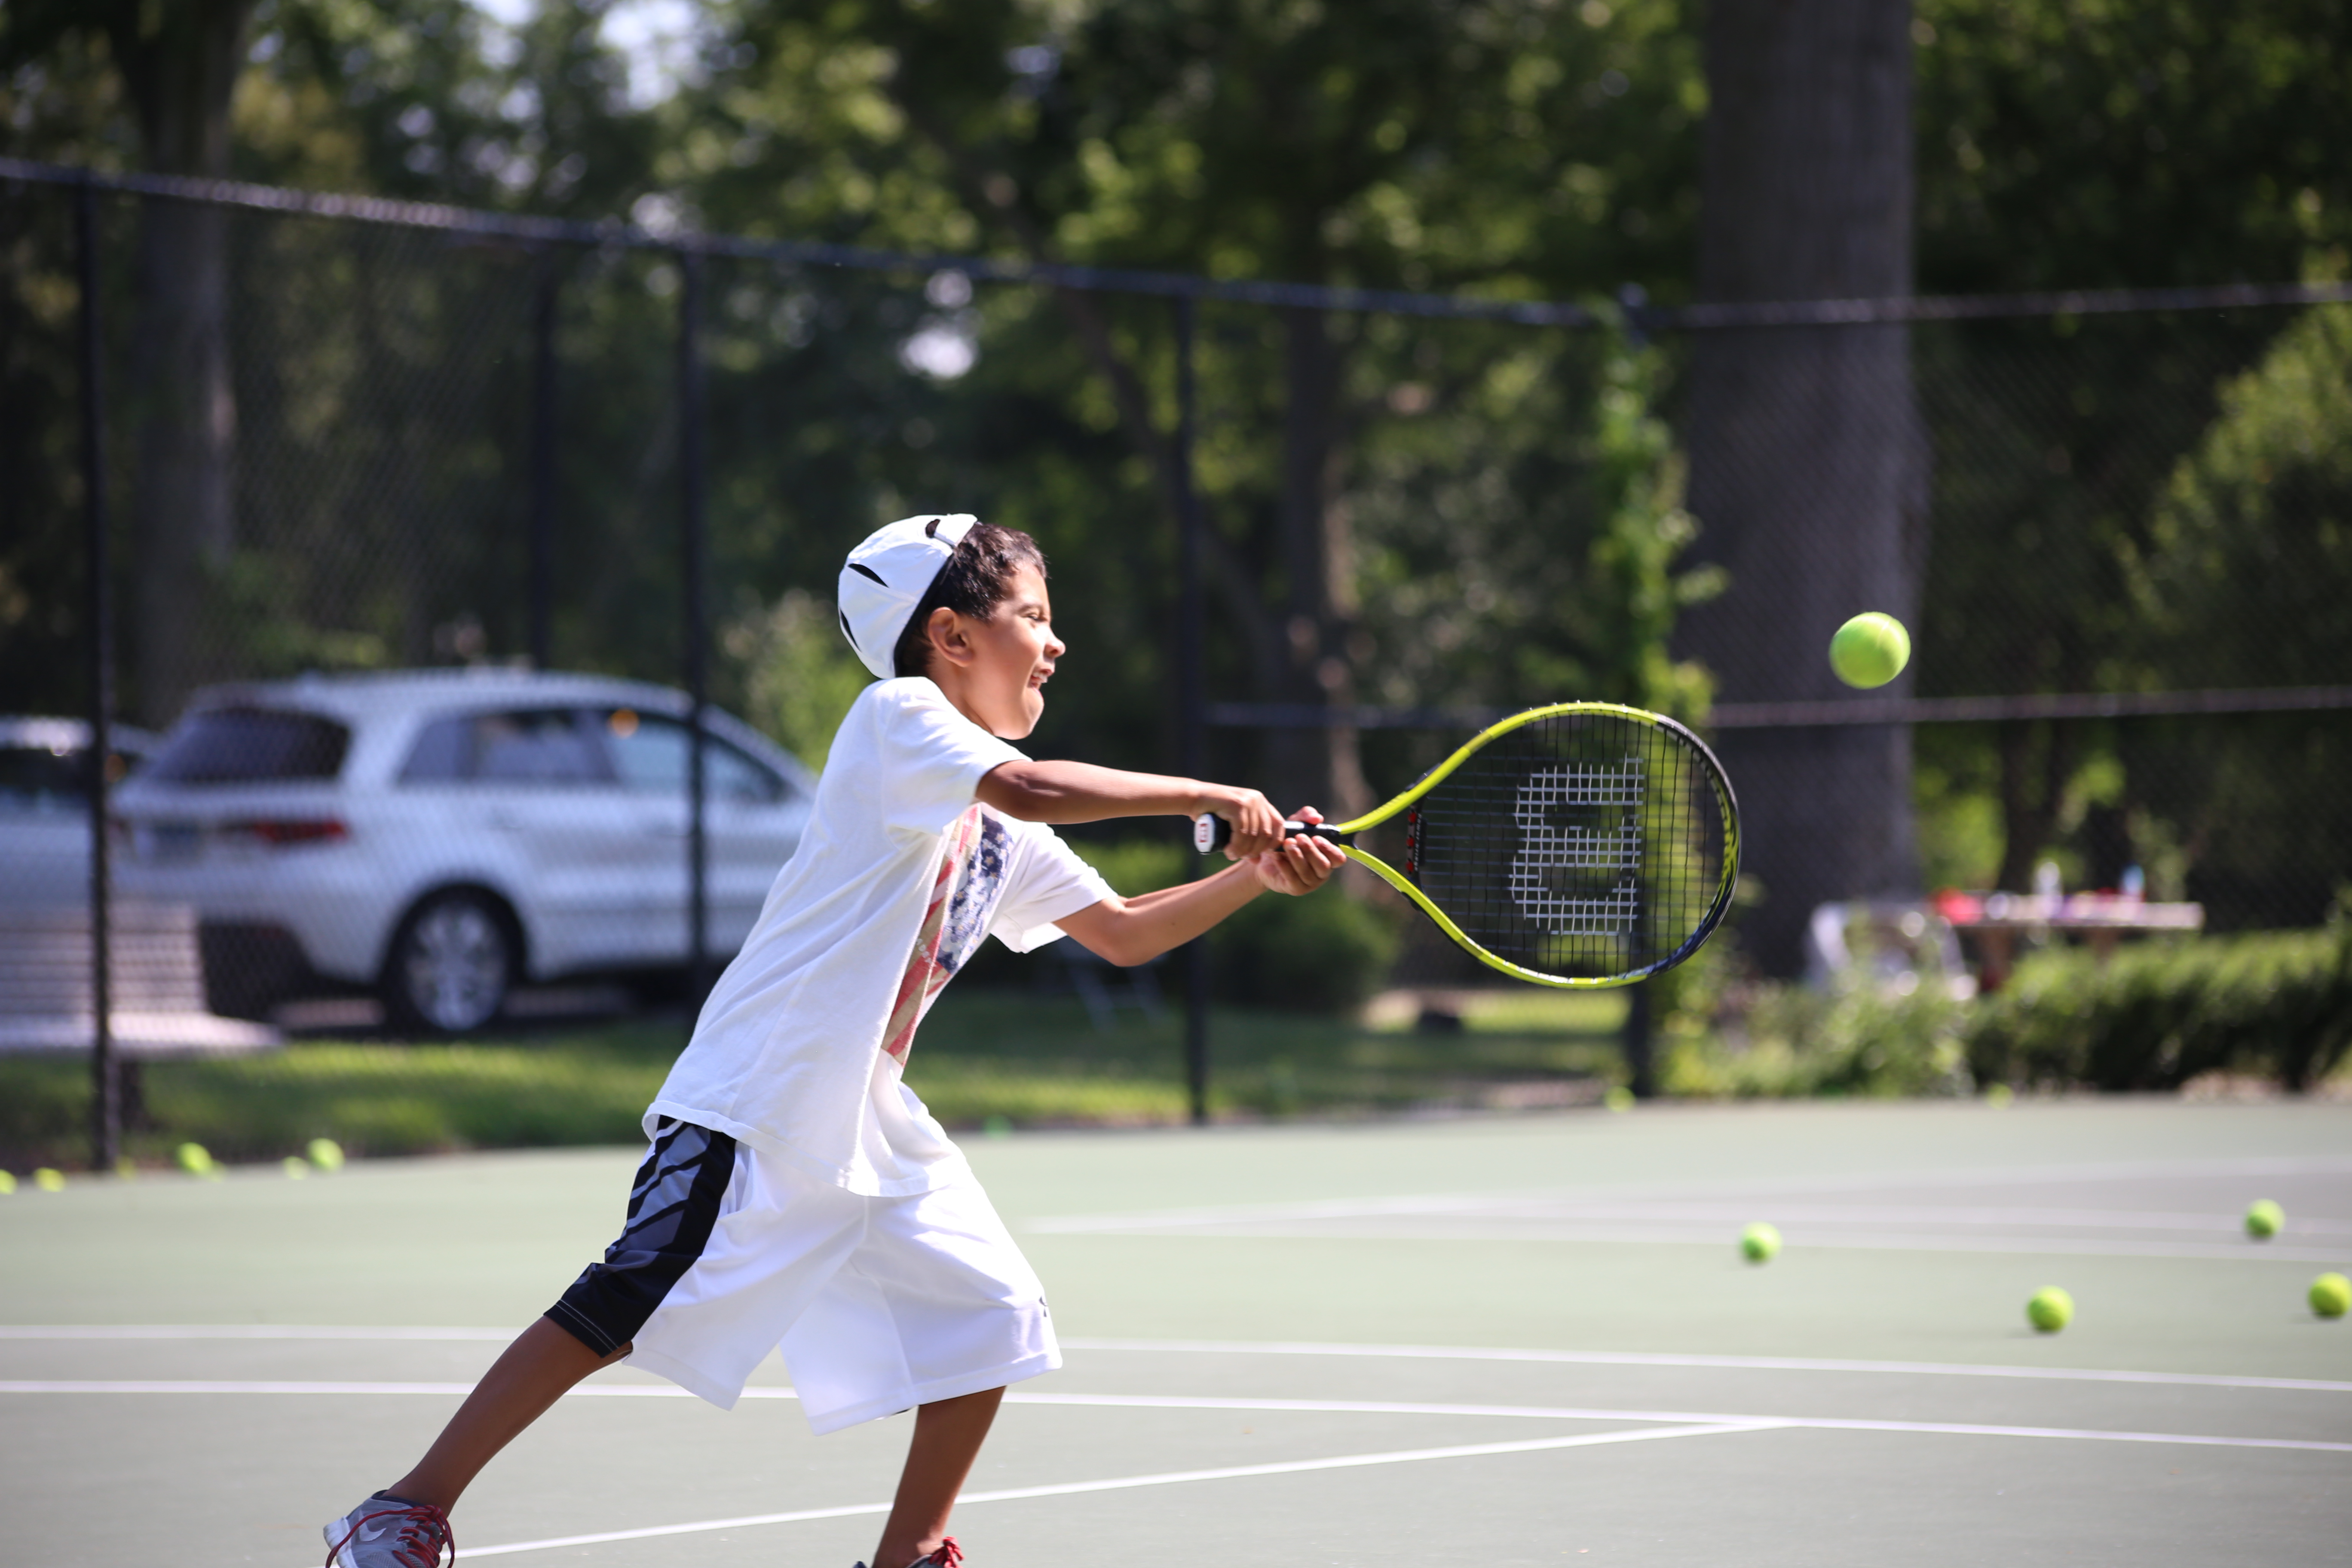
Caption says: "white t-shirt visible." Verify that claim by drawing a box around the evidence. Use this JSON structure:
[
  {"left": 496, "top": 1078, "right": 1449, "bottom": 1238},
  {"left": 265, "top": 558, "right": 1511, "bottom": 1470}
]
[{"left": 647, "top": 677, "right": 1114, "bottom": 1196}]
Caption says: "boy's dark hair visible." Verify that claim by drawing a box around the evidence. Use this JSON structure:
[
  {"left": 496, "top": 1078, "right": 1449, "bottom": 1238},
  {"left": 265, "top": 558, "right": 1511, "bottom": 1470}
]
[{"left": 891, "top": 521, "right": 1048, "bottom": 679}]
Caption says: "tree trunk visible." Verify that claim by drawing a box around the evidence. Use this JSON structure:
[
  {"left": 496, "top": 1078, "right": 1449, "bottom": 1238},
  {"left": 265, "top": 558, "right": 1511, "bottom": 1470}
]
[
  {"left": 1265, "top": 306, "right": 1373, "bottom": 822},
  {"left": 1681, "top": 0, "right": 1926, "bottom": 975},
  {"left": 107, "top": 0, "right": 252, "bottom": 725}
]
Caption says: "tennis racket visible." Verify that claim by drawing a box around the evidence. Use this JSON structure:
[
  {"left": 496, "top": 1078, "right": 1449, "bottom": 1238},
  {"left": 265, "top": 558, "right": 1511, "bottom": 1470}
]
[{"left": 1196, "top": 703, "right": 1740, "bottom": 988}]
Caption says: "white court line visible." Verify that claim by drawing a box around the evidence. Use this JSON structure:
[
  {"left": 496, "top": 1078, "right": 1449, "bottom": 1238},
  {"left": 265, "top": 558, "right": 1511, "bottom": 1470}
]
[
  {"left": 12, "top": 1379, "right": 2347, "bottom": 1455},
  {"left": 454, "top": 1424, "right": 1770, "bottom": 1559},
  {"left": 1011, "top": 1393, "right": 2352, "bottom": 1454},
  {"left": 1028, "top": 1155, "right": 2352, "bottom": 1233},
  {"left": 6, "top": 1326, "right": 2344, "bottom": 1393},
  {"left": 0, "top": 1324, "right": 514, "bottom": 1341},
  {"left": 1037, "top": 1221, "right": 2351, "bottom": 1264},
  {"left": 1059, "top": 1336, "right": 2352, "bottom": 1394},
  {"left": 1034, "top": 1198, "right": 2352, "bottom": 1237}
]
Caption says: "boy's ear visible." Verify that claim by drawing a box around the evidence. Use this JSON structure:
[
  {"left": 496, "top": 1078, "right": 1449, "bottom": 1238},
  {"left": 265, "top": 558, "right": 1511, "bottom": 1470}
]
[{"left": 925, "top": 605, "right": 975, "bottom": 668}]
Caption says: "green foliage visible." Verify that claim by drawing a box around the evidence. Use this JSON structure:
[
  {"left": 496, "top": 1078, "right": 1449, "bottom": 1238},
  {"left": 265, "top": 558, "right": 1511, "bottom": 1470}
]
[
  {"left": 1580, "top": 322, "right": 1722, "bottom": 719},
  {"left": 1212, "top": 885, "right": 1401, "bottom": 1015},
  {"left": 1966, "top": 928, "right": 2352, "bottom": 1093},
  {"left": 1908, "top": 1, "right": 2352, "bottom": 918},
  {"left": 1915, "top": 0, "right": 2352, "bottom": 295},
  {"left": 723, "top": 589, "right": 874, "bottom": 768},
  {"left": 1070, "top": 837, "right": 1191, "bottom": 899},
  {"left": 2104, "top": 305, "right": 2352, "bottom": 924},
  {"left": 1660, "top": 946, "right": 1975, "bottom": 1100},
  {"left": 1070, "top": 836, "right": 1400, "bottom": 1016},
  {"left": 0, "top": 1028, "right": 679, "bottom": 1168},
  {"left": 2136, "top": 305, "right": 2352, "bottom": 686},
  {"left": 0, "top": 994, "right": 1632, "bottom": 1165}
]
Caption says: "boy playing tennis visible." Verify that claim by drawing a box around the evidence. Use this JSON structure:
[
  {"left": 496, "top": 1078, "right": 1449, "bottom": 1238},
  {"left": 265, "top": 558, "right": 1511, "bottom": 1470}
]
[{"left": 323, "top": 514, "right": 1344, "bottom": 1568}]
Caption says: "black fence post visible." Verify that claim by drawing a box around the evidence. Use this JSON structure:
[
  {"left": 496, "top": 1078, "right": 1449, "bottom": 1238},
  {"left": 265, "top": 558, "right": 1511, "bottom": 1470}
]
[
  {"left": 1622, "top": 980, "right": 1655, "bottom": 1099},
  {"left": 678, "top": 245, "right": 711, "bottom": 1011},
  {"left": 529, "top": 250, "right": 558, "bottom": 671},
  {"left": 1174, "top": 295, "right": 1211, "bottom": 1126},
  {"left": 76, "top": 179, "right": 119, "bottom": 1172}
]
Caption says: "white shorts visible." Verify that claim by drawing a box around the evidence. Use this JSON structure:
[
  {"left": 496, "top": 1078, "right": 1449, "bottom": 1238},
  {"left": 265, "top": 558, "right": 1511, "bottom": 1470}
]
[{"left": 548, "top": 1118, "right": 1058, "bottom": 1433}]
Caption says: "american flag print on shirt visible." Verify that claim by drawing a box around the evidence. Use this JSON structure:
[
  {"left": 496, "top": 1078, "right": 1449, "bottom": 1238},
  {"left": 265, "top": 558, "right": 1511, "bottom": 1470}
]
[{"left": 881, "top": 805, "right": 1012, "bottom": 1063}]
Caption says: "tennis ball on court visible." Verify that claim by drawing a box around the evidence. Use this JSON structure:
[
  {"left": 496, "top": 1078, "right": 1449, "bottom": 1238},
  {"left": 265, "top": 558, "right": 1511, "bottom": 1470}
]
[
  {"left": 35, "top": 1167, "right": 67, "bottom": 1192},
  {"left": 282, "top": 1156, "right": 310, "bottom": 1179},
  {"left": 1603, "top": 1086, "right": 1635, "bottom": 1113},
  {"left": 2027, "top": 1286, "right": 2074, "bottom": 1333},
  {"left": 1984, "top": 1083, "right": 2015, "bottom": 1109},
  {"left": 1740, "top": 1222, "right": 1782, "bottom": 1263},
  {"left": 1829, "top": 612, "right": 1911, "bottom": 689},
  {"left": 306, "top": 1137, "right": 345, "bottom": 1172},
  {"left": 2244, "top": 1199, "right": 2283, "bottom": 1240},
  {"left": 2312, "top": 1273, "right": 2351, "bottom": 1319},
  {"left": 0, "top": 1170, "right": 15, "bottom": 1195},
  {"left": 175, "top": 1142, "right": 215, "bottom": 1177}
]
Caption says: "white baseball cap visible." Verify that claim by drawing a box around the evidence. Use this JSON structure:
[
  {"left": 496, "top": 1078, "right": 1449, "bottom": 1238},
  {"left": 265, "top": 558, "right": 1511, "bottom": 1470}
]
[{"left": 836, "top": 513, "right": 979, "bottom": 679}]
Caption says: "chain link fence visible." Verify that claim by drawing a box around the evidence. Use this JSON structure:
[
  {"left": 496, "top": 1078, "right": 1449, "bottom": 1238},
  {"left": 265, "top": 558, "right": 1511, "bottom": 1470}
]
[{"left": 4, "top": 166, "right": 2347, "bottom": 1164}]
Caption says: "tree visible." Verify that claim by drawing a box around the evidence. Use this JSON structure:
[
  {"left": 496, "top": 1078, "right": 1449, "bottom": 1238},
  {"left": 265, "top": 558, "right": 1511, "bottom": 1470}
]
[
  {"left": 2126, "top": 305, "right": 2352, "bottom": 924},
  {"left": 3, "top": 0, "right": 257, "bottom": 725},
  {"left": 1907, "top": 0, "right": 2352, "bottom": 910},
  {"left": 1679, "top": 0, "right": 1924, "bottom": 974},
  {"left": 707, "top": 0, "right": 1703, "bottom": 813}
]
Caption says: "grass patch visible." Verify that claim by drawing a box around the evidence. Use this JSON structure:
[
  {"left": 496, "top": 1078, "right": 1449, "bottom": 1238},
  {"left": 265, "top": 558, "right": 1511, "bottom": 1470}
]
[{"left": 0, "top": 988, "right": 1628, "bottom": 1170}]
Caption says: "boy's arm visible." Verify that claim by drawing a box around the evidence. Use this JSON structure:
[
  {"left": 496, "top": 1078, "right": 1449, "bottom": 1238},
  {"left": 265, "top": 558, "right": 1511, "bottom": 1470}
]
[
  {"left": 977, "top": 760, "right": 1287, "bottom": 860},
  {"left": 1054, "top": 812, "right": 1348, "bottom": 968}
]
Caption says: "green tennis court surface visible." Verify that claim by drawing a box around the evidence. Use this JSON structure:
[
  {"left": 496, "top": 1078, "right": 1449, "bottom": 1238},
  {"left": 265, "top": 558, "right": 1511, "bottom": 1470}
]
[{"left": 5, "top": 1098, "right": 2348, "bottom": 1565}]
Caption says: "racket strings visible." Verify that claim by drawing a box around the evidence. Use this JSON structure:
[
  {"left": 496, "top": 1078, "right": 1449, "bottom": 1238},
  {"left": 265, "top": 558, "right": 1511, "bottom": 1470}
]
[{"left": 1406, "top": 714, "right": 1730, "bottom": 980}]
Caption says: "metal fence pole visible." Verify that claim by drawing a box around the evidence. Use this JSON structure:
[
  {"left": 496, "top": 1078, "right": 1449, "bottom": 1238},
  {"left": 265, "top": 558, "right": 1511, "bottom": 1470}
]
[
  {"left": 529, "top": 251, "right": 558, "bottom": 670},
  {"left": 76, "top": 179, "right": 119, "bottom": 1171},
  {"left": 678, "top": 246, "right": 711, "bottom": 1010},
  {"left": 1622, "top": 981, "right": 1655, "bottom": 1099},
  {"left": 1174, "top": 295, "right": 1210, "bottom": 1126}
]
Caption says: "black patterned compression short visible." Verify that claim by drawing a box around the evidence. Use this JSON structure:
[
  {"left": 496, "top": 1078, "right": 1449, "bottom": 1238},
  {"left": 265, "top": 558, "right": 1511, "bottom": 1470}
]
[{"left": 547, "top": 1118, "right": 738, "bottom": 1357}]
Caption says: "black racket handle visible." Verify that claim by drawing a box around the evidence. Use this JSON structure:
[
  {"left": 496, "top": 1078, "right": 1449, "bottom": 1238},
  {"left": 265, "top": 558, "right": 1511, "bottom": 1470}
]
[{"left": 1192, "top": 815, "right": 1345, "bottom": 853}]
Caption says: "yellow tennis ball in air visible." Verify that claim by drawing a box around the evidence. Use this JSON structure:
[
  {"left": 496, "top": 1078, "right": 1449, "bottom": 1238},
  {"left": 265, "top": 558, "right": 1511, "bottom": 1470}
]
[
  {"left": 2244, "top": 1200, "right": 2283, "bottom": 1240},
  {"left": 2312, "top": 1273, "right": 2351, "bottom": 1319},
  {"left": 306, "top": 1137, "right": 345, "bottom": 1172},
  {"left": 1740, "top": 1222, "right": 1782, "bottom": 1264},
  {"left": 1829, "top": 612, "right": 1911, "bottom": 688},
  {"left": 2027, "top": 1286, "right": 2074, "bottom": 1332}
]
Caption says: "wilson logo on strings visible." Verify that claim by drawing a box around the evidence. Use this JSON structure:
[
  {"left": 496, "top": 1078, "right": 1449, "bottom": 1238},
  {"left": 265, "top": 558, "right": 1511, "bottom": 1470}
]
[{"left": 1508, "top": 760, "right": 1642, "bottom": 935}]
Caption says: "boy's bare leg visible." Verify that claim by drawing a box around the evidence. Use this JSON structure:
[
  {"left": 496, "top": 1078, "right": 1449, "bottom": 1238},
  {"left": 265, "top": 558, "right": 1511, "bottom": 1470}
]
[
  {"left": 869, "top": 1386, "right": 1006, "bottom": 1568},
  {"left": 386, "top": 1317, "right": 630, "bottom": 1510}
]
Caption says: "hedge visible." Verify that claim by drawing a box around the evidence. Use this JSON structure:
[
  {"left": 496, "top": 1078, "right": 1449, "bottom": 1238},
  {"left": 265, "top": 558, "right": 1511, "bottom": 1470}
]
[{"left": 1965, "top": 926, "right": 2352, "bottom": 1092}]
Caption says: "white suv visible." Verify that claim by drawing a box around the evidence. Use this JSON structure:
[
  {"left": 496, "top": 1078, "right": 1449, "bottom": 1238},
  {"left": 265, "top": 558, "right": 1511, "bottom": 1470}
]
[{"left": 113, "top": 671, "right": 816, "bottom": 1033}]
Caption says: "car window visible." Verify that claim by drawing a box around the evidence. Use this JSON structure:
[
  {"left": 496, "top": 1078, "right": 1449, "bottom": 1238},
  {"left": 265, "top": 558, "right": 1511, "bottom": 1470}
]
[
  {"left": 603, "top": 710, "right": 787, "bottom": 803},
  {"left": 398, "top": 716, "right": 471, "bottom": 783},
  {"left": 145, "top": 708, "right": 351, "bottom": 784},
  {"left": 0, "top": 745, "right": 85, "bottom": 809},
  {"left": 470, "top": 709, "right": 610, "bottom": 784}
]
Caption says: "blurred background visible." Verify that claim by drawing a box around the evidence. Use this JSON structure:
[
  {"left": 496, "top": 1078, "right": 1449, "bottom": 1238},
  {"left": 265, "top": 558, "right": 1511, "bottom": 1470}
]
[{"left": 4, "top": 0, "right": 2349, "bottom": 1170}]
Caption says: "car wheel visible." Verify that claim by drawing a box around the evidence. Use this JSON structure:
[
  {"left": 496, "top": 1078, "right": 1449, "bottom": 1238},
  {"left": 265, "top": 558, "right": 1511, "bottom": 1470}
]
[{"left": 383, "top": 890, "right": 513, "bottom": 1035}]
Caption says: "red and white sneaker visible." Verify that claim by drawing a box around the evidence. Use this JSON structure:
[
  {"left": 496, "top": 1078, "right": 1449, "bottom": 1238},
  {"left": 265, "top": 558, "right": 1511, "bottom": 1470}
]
[
  {"left": 855, "top": 1536, "right": 964, "bottom": 1568},
  {"left": 322, "top": 1493, "right": 456, "bottom": 1568}
]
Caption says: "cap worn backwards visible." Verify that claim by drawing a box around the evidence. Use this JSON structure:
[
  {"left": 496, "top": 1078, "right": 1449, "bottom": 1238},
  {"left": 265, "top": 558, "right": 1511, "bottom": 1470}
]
[{"left": 836, "top": 514, "right": 979, "bottom": 679}]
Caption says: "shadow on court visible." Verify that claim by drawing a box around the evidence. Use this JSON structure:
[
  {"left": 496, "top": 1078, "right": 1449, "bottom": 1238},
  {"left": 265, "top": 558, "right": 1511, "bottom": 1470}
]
[{"left": 3, "top": 1098, "right": 2348, "bottom": 1566}]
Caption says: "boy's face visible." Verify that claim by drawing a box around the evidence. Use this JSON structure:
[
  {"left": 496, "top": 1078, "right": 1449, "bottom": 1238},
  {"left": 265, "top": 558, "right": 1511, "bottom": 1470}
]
[{"left": 946, "top": 562, "right": 1062, "bottom": 739}]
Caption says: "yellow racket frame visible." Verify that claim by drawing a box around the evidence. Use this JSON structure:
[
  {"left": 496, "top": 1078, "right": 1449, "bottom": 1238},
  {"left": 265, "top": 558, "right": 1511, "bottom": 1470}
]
[{"left": 1321, "top": 701, "right": 1741, "bottom": 989}]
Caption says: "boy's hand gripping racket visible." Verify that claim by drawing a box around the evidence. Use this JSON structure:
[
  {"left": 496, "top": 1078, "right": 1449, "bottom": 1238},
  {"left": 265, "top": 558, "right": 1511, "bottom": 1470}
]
[{"left": 1196, "top": 703, "right": 1740, "bottom": 988}]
